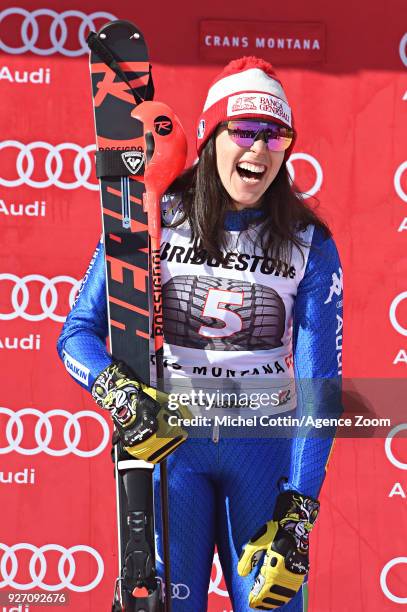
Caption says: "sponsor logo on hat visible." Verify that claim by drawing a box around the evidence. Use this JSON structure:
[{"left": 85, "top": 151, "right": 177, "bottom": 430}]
[
  {"left": 227, "top": 93, "right": 292, "bottom": 126},
  {"left": 259, "top": 96, "right": 287, "bottom": 120},
  {"left": 197, "top": 119, "right": 206, "bottom": 139},
  {"left": 231, "top": 96, "right": 257, "bottom": 112}
]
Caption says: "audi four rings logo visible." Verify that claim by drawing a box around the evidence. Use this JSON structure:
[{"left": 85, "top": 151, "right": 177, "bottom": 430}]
[
  {"left": 157, "top": 577, "right": 191, "bottom": 600},
  {"left": 0, "top": 408, "right": 110, "bottom": 457},
  {"left": 0, "top": 543, "right": 104, "bottom": 591},
  {"left": 0, "top": 141, "right": 98, "bottom": 190},
  {"left": 286, "top": 153, "right": 323, "bottom": 198},
  {"left": 169, "top": 583, "right": 190, "bottom": 600},
  {"left": 0, "top": 8, "right": 116, "bottom": 56},
  {"left": 0, "top": 274, "right": 80, "bottom": 322},
  {"left": 0, "top": 143, "right": 323, "bottom": 195},
  {"left": 156, "top": 550, "right": 228, "bottom": 598}
]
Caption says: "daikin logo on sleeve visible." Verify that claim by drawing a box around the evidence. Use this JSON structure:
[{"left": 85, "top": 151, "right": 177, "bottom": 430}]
[{"left": 63, "top": 350, "right": 90, "bottom": 385}]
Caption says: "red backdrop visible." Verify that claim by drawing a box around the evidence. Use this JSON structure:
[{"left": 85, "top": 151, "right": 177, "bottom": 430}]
[{"left": 1, "top": 1, "right": 406, "bottom": 610}]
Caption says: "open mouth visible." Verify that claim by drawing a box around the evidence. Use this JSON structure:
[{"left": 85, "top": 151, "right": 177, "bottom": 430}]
[
  {"left": 117, "top": 406, "right": 130, "bottom": 421},
  {"left": 236, "top": 161, "right": 266, "bottom": 183}
]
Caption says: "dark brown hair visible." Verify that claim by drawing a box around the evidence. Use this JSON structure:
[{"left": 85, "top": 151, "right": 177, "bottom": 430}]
[{"left": 167, "top": 133, "right": 332, "bottom": 265}]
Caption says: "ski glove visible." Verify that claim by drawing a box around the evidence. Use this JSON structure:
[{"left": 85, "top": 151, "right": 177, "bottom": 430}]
[
  {"left": 238, "top": 490, "right": 320, "bottom": 609},
  {"left": 92, "top": 361, "right": 190, "bottom": 463}
]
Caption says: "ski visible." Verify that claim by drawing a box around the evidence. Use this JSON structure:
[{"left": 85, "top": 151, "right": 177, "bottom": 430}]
[
  {"left": 87, "top": 20, "right": 161, "bottom": 612},
  {"left": 87, "top": 20, "right": 187, "bottom": 612}
]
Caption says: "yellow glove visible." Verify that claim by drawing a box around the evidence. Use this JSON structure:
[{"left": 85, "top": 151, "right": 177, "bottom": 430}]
[
  {"left": 92, "top": 361, "right": 190, "bottom": 463},
  {"left": 238, "top": 491, "right": 320, "bottom": 609}
]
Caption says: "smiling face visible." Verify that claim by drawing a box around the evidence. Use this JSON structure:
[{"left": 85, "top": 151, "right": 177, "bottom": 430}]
[{"left": 215, "top": 124, "right": 285, "bottom": 210}]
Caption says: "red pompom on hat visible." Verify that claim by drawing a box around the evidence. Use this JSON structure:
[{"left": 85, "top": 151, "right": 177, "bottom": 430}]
[{"left": 196, "top": 56, "right": 295, "bottom": 156}]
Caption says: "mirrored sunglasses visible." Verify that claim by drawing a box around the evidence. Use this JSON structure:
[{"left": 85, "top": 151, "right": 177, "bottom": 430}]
[{"left": 226, "top": 120, "right": 294, "bottom": 152}]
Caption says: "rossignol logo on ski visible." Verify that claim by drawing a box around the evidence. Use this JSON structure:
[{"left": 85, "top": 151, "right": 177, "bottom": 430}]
[
  {"left": 91, "top": 62, "right": 150, "bottom": 106},
  {"left": 154, "top": 115, "right": 173, "bottom": 135},
  {"left": 121, "top": 150, "right": 145, "bottom": 174}
]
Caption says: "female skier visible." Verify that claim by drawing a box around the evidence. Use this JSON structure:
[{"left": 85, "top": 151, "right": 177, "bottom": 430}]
[{"left": 57, "top": 56, "right": 343, "bottom": 611}]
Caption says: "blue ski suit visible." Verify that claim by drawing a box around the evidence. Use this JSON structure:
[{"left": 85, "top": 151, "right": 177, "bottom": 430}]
[{"left": 57, "top": 206, "right": 343, "bottom": 611}]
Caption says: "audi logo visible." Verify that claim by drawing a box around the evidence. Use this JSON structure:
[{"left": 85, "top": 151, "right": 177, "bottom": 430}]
[
  {"left": 156, "top": 549, "right": 228, "bottom": 598},
  {"left": 0, "top": 141, "right": 98, "bottom": 190},
  {"left": 0, "top": 543, "right": 104, "bottom": 591},
  {"left": 0, "top": 408, "right": 110, "bottom": 457},
  {"left": 0, "top": 274, "right": 80, "bottom": 322},
  {"left": 380, "top": 557, "right": 407, "bottom": 604},
  {"left": 0, "top": 8, "right": 116, "bottom": 56},
  {"left": 157, "top": 577, "right": 190, "bottom": 600},
  {"left": 286, "top": 152, "right": 323, "bottom": 198},
  {"left": 208, "top": 552, "right": 229, "bottom": 597},
  {"left": 385, "top": 424, "right": 407, "bottom": 470},
  {"left": 394, "top": 161, "right": 407, "bottom": 203}
]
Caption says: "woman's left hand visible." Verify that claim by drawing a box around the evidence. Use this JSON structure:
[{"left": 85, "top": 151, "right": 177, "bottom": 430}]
[{"left": 238, "top": 490, "right": 320, "bottom": 609}]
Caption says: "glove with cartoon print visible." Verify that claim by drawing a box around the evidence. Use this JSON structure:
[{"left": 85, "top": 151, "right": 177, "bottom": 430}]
[
  {"left": 238, "top": 490, "right": 320, "bottom": 609},
  {"left": 92, "top": 361, "right": 190, "bottom": 463}
]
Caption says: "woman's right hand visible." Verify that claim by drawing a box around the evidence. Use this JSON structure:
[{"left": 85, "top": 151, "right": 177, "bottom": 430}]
[{"left": 92, "top": 361, "right": 190, "bottom": 463}]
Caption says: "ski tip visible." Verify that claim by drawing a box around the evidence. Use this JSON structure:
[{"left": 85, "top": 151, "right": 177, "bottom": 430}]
[{"left": 95, "top": 19, "right": 145, "bottom": 42}]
